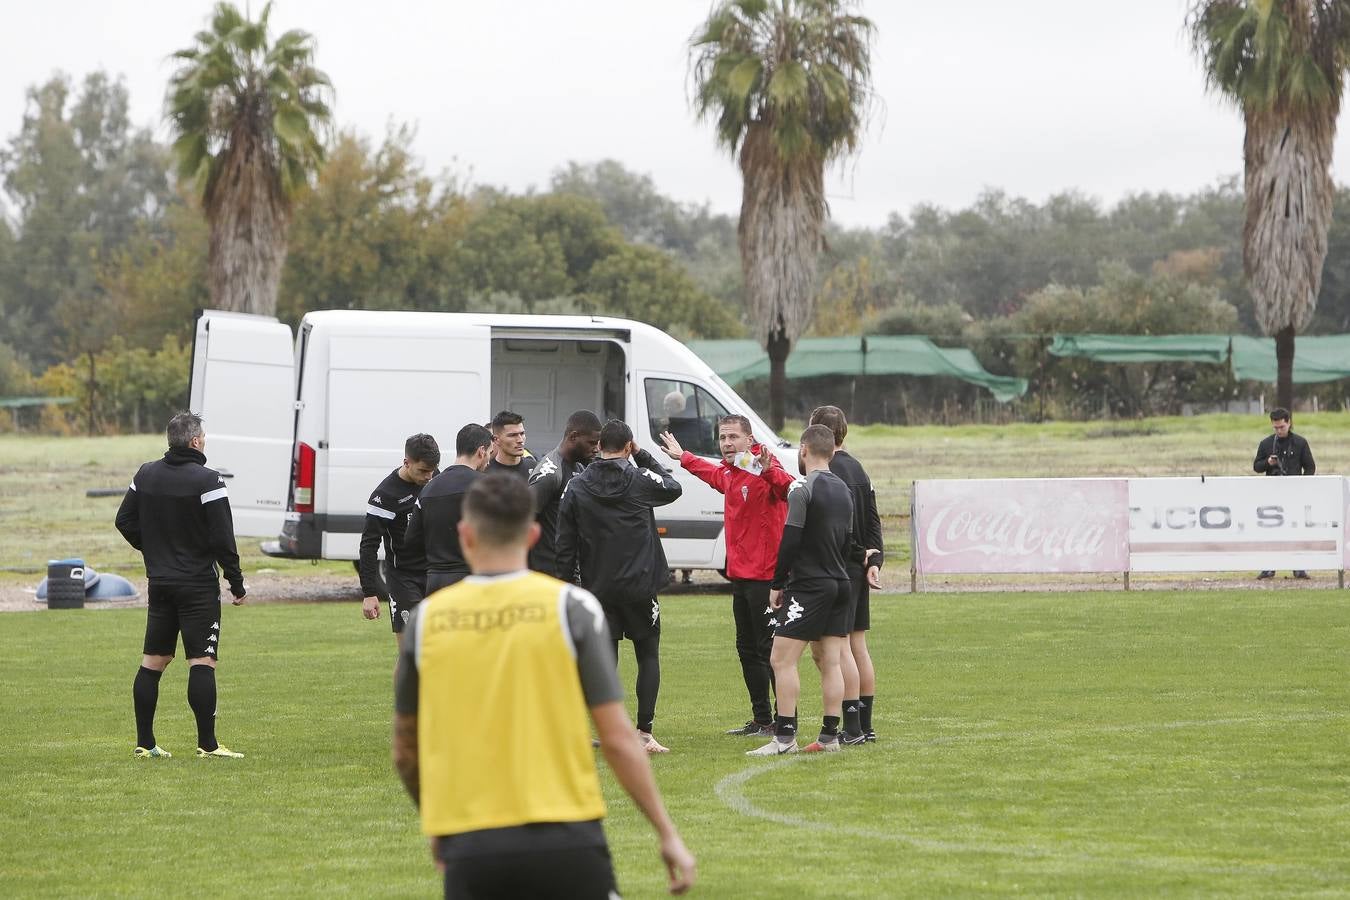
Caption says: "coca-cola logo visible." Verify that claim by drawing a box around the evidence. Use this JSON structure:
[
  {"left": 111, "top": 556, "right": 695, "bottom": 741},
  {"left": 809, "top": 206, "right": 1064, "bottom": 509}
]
[{"left": 923, "top": 499, "right": 1112, "bottom": 559}]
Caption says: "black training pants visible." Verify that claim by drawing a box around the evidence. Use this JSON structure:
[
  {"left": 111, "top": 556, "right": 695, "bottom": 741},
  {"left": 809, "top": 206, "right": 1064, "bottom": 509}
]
[{"left": 731, "top": 579, "right": 777, "bottom": 723}]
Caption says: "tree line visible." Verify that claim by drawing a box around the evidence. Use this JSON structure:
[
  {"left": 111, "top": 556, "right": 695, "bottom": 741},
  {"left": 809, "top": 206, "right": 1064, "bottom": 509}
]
[{"left": 3, "top": 1, "right": 1348, "bottom": 431}]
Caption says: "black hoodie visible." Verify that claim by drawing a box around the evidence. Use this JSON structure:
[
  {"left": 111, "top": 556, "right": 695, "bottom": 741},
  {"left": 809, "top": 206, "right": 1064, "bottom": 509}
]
[
  {"left": 115, "top": 446, "right": 245, "bottom": 597},
  {"left": 554, "top": 449, "right": 682, "bottom": 604}
]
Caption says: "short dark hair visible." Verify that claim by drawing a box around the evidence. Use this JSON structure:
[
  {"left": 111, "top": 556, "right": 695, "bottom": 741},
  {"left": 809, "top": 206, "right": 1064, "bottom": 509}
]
[
  {"left": 565, "top": 410, "right": 602, "bottom": 435},
  {"left": 463, "top": 474, "right": 535, "bottom": 547},
  {"left": 1270, "top": 407, "right": 1291, "bottom": 422},
  {"left": 808, "top": 405, "right": 847, "bottom": 447},
  {"left": 404, "top": 433, "right": 440, "bottom": 467},
  {"left": 490, "top": 410, "right": 524, "bottom": 433},
  {"left": 455, "top": 423, "right": 493, "bottom": 458},
  {"left": 801, "top": 424, "right": 837, "bottom": 460},
  {"left": 718, "top": 414, "right": 753, "bottom": 437},
  {"left": 167, "top": 412, "right": 204, "bottom": 449},
  {"left": 599, "top": 419, "right": 633, "bottom": 452}
]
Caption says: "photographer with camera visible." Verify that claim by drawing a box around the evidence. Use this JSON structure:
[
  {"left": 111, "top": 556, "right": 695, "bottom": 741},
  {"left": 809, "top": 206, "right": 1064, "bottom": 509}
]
[{"left": 1252, "top": 407, "right": 1316, "bottom": 580}]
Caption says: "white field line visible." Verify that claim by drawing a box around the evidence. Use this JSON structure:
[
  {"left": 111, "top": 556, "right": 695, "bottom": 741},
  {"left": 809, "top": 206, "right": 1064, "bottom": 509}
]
[{"left": 714, "top": 712, "right": 1348, "bottom": 879}]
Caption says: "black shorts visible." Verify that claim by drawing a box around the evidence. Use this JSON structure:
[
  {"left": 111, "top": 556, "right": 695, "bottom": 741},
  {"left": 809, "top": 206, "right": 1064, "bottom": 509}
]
[
  {"left": 441, "top": 843, "right": 617, "bottom": 899},
  {"left": 385, "top": 567, "right": 426, "bottom": 634},
  {"left": 144, "top": 582, "right": 222, "bottom": 659},
  {"left": 604, "top": 597, "right": 661, "bottom": 642},
  {"left": 774, "top": 577, "right": 851, "bottom": 642},
  {"left": 846, "top": 564, "right": 870, "bottom": 632}
]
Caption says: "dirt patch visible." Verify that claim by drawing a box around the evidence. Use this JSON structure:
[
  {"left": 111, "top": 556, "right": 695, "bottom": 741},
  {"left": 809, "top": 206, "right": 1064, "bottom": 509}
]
[
  {"left": 0, "top": 572, "right": 362, "bottom": 613},
  {"left": 3, "top": 567, "right": 1339, "bottom": 613}
]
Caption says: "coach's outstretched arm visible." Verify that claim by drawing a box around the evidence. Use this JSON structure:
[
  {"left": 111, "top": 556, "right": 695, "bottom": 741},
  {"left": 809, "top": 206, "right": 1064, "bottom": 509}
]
[{"left": 593, "top": 701, "right": 697, "bottom": 894}]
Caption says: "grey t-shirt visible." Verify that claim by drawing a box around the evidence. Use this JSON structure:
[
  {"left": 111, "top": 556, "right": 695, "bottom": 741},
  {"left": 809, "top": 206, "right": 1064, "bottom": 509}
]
[{"left": 394, "top": 573, "right": 621, "bottom": 715}]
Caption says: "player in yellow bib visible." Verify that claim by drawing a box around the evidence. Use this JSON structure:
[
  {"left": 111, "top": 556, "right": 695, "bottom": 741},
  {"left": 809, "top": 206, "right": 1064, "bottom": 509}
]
[{"left": 393, "top": 473, "right": 696, "bottom": 899}]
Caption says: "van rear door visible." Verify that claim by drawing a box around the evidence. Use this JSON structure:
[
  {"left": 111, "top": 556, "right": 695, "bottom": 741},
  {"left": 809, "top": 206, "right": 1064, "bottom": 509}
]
[{"left": 189, "top": 311, "right": 295, "bottom": 537}]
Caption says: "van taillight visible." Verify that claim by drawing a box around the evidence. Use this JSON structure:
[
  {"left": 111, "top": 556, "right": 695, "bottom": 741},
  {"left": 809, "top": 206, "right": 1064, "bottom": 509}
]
[{"left": 294, "top": 442, "right": 316, "bottom": 512}]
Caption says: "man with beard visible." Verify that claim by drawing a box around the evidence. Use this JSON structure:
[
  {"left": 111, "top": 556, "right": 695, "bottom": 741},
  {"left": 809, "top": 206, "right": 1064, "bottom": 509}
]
[
  {"left": 555, "top": 420, "right": 682, "bottom": 753},
  {"left": 486, "top": 410, "right": 534, "bottom": 481}
]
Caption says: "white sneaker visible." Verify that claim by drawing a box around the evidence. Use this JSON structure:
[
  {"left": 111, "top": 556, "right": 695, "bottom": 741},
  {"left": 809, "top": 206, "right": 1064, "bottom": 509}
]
[
  {"left": 746, "top": 738, "right": 798, "bottom": 756},
  {"left": 638, "top": 731, "right": 670, "bottom": 753}
]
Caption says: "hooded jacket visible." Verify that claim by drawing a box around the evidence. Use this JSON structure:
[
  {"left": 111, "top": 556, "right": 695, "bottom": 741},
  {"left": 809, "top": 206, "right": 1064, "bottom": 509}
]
[
  {"left": 554, "top": 449, "right": 682, "bottom": 604},
  {"left": 115, "top": 446, "right": 245, "bottom": 597},
  {"left": 679, "top": 449, "right": 796, "bottom": 582}
]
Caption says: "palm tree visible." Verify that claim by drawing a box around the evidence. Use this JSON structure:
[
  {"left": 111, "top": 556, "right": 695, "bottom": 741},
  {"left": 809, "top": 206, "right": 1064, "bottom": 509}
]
[
  {"left": 166, "top": 2, "right": 332, "bottom": 315},
  {"left": 1190, "top": 0, "right": 1350, "bottom": 411},
  {"left": 690, "top": 0, "right": 874, "bottom": 429}
]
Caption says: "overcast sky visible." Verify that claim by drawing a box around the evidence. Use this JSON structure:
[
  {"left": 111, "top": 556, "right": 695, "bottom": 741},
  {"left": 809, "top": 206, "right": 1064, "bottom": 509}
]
[{"left": 7, "top": 0, "right": 1350, "bottom": 229}]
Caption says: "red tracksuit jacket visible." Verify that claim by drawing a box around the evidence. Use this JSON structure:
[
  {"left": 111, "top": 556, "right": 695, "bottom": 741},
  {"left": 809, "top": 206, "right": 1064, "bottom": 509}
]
[{"left": 680, "top": 450, "right": 797, "bottom": 581}]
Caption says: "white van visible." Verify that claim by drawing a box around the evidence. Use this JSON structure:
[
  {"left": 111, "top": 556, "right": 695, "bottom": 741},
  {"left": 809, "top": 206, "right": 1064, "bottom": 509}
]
[{"left": 188, "top": 309, "right": 795, "bottom": 571}]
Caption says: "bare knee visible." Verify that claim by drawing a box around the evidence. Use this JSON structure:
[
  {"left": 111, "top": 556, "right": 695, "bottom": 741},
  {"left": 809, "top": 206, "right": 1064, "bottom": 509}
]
[
  {"left": 186, "top": 656, "right": 216, "bottom": 668},
  {"left": 141, "top": 654, "right": 173, "bottom": 671}
]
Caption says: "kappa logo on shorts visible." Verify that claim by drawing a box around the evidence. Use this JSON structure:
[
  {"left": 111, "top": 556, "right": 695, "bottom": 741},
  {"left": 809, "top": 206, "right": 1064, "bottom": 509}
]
[
  {"left": 650, "top": 598, "right": 660, "bottom": 626},
  {"left": 210, "top": 621, "right": 219, "bottom": 631},
  {"left": 785, "top": 597, "right": 803, "bottom": 623}
]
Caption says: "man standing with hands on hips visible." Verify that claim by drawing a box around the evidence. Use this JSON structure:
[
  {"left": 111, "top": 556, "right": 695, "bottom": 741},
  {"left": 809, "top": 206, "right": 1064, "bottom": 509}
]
[{"left": 1253, "top": 407, "right": 1316, "bottom": 580}]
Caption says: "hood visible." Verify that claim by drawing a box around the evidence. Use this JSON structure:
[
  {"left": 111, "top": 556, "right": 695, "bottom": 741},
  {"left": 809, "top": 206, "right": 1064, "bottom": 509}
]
[
  {"left": 584, "top": 458, "right": 638, "bottom": 503},
  {"left": 164, "top": 447, "right": 207, "bottom": 467}
]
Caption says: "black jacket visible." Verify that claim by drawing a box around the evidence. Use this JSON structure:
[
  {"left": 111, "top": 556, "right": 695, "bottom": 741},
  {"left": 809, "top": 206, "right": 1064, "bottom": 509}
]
[
  {"left": 527, "top": 447, "right": 588, "bottom": 576},
  {"left": 115, "top": 447, "right": 245, "bottom": 596},
  {"left": 554, "top": 449, "right": 682, "bottom": 604},
  {"left": 358, "top": 467, "right": 428, "bottom": 597},
  {"left": 405, "top": 465, "right": 481, "bottom": 587},
  {"left": 1253, "top": 432, "right": 1315, "bottom": 476},
  {"left": 828, "top": 450, "right": 885, "bottom": 570}
]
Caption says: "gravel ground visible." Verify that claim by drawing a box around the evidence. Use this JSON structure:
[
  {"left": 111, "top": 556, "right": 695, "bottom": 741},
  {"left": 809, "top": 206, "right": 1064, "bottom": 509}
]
[{"left": 3, "top": 567, "right": 1339, "bottom": 613}]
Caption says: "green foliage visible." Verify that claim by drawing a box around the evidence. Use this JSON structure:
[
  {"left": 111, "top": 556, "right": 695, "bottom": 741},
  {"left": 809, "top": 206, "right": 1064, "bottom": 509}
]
[
  {"left": 1009, "top": 264, "right": 1241, "bottom": 417},
  {"left": 0, "top": 72, "right": 172, "bottom": 366},
  {"left": 578, "top": 243, "right": 743, "bottom": 339},
  {"left": 279, "top": 128, "right": 467, "bottom": 319},
  {"left": 35, "top": 336, "right": 192, "bottom": 435},
  {"left": 1189, "top": 0, "right": 1350, "bottom": 115},
  {"left": 691, "top": 0, "right": 875, "bottom": 165},
  {"left": 166, "top": 1, "right": 332, "bottom": 199}
]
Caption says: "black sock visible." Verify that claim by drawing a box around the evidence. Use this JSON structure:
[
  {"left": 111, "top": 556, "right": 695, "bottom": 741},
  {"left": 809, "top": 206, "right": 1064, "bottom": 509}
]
[
  {"left": 821, "top": 715, "right": 840, "bottom": 740},
  {"left": 860, "top": 695, "right": 874, "bottom": 732},
  {"left": 133, "top": 666, "right": 163, "bottom": 748},
  {"left": 843, "top": 699, "right": 862, "bottom": 735},
  {"left": 187, "top": 664, "right": 218, "bottom": 752},
  {"left": 775, "top": 714, "right": 797, "bottom": 743}
]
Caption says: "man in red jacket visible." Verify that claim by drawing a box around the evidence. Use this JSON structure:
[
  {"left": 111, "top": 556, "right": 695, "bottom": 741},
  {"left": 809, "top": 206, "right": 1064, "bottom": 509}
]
[{"left": 659, "top": 414, "right": 797, "bottom": 736}]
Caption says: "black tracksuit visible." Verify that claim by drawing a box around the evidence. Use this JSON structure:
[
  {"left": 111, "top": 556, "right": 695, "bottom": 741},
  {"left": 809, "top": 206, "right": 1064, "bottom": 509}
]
[
  {"left": 357, "top": 467, "right": 428, "bottom": 599},
  {"left": 553, "top": 450, "right": 683, "bottom": 605},
  {"left": 1253, "top": 432, "right": 1316, "bottom": 476},
  {"left": 555, "top": 448, "right": 681, "bottom": 735},
  {"left": 527, "top": 447, "right": 588, "bottom": 577},
  {"left": 115, "top": 447, "right": 245, "bottom": 597},
  {"left": 406, "top": 465, "right": 481, "bottom": 594}
]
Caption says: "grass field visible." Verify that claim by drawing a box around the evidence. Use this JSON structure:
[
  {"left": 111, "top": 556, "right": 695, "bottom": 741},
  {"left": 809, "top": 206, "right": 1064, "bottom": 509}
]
[
  {"left": 2, "top": 589, "right": 1346, "bottom": 897},
  {"left": 3, "top": 411, "right": 1347, "bottom": 586}
]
